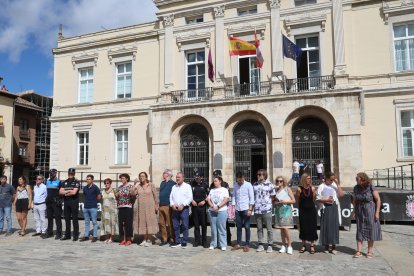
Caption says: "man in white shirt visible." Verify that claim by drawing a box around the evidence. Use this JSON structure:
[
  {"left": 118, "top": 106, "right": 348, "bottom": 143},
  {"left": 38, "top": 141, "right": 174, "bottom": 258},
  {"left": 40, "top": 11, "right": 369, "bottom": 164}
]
[
  {"left": 231, "top": 172, "right": 254, "bottom": 252},
  {"left": 32, "top": 175, "right": 48, "bottom": 237},
  {"left": 292, "top": 159, "right": 300, "bottom": 186},
  {"left": 169, "top": 172, "right": 193, "bottom": 248},
  {"left": 316, "top": 160, "right": 324, "bottom": 182}
]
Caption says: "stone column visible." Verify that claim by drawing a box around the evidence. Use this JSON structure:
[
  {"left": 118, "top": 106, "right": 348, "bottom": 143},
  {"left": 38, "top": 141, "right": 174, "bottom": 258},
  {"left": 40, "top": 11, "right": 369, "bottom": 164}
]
[
  {"left": 269, "top": 0, "right": 284, "bottom": 94},
  {"left": 214, "top": 5, "right": 225, "bottom": 85},
  {"left": 163, "top": 14, "right": 174, "bottom": 90},
  {"left": 332, "top": 0, "right": 348, "bottom": 86}
]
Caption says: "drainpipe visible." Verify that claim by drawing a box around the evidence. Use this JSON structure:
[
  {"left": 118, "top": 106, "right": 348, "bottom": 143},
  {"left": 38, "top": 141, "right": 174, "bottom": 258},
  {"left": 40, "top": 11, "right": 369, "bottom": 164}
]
[{"left": 359, "top": 91, "right": 365, "bottom": 126}]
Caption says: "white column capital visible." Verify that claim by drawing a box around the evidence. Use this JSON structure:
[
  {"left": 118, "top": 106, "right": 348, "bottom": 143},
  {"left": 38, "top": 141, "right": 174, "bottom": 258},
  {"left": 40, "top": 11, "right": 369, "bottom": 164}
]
[
  {"left": 214, "top": 5, "right": 225, "bottom": 18},
  {"left": 269, "top": 0, "right": 281, "bottom": 9},
  {"left": 163, "top": 14, "right": 174, "bottom": 27}
]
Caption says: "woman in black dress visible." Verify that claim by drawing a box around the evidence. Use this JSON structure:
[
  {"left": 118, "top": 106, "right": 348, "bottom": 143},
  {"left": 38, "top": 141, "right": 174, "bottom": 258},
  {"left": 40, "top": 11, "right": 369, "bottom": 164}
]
[{"left": 295, "top": 173, "right": 318, "bottom": 254}]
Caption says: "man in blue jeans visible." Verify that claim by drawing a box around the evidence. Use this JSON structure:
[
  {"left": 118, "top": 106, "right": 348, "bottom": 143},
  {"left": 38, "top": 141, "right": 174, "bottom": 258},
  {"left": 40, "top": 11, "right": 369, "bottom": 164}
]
[
  {"left": 231, "top": 172, "right": 254, "bottom": 252},
  {"left": 0, "top": 175, "right": 15, "bottom": 236},
  {"left": 169, "top": 172, "right": 193, "bottom": 249},
  {"left": 80, "top": 174, "right": 101, "bottom": 242}
]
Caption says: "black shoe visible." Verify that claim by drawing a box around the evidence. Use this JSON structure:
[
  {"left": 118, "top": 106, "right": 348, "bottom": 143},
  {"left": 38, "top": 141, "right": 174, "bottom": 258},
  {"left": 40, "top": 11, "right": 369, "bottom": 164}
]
[
  {"left": 55, "top": 235, "right": 62, "bottom": 240},
  {"left": 159, "top": 241, "right": 168, "bottom": 246},
  {"left": 80, "top": 237, "right": 89, "bottom": 242},
  {"left": 41, "top": 233, "right": 49, "bottom": 239},
  {"left": 91, "top": 237, "right": 98, "bottom": 243},
  {"left": 181, "top": 243, "right": 187, "bottom": 249},
  {"left": 193, "top": 243, "right": 199, "bottom": 247},
  {"left": 72, "top": 237, "right": 78, "bottom": 241},
  {"left": 170, "top": 242, "right": 180, "bottom": 248},
  {"left": 203, "top": 243, "right": 209, "bottom": 248},
  {"left": 60, "top": 236, "right": 70, "bottom": 241},
  {"left": 32, "top": 232, "right": 41, "bottom": 237}
]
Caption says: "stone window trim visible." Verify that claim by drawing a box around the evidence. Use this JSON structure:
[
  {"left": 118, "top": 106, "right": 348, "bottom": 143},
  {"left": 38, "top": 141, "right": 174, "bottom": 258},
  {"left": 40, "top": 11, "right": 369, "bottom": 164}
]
[
  {"left": 71, "top": 53, "right": 98, "bottom": 70},
  {"left": 394, "top": 99, "right": 414, "bottom": 161},
  {"left": 72, "top": 123, "right": 92, "bottom": 131},
  {"left": 284, "top": 13, "right": 327, "bottom": 37},
  {"left": 382, "top": 1, "right": 414, "bottom": 25},
  {"left": 107, "top": 47, "right": 137, "bottom": 64},
  {"left": 388, "top": 14, "right": 414, "bottom": 73}
]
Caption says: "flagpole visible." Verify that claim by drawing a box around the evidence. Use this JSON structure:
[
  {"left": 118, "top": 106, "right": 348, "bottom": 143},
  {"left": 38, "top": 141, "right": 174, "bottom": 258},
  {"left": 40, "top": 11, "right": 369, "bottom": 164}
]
[{"left": 228, "top": 35, "right": 234, "bottom": 97}]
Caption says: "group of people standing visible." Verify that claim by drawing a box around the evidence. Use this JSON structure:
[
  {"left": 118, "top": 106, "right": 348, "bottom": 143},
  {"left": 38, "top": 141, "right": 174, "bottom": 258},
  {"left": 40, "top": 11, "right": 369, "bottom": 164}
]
[{"left": 0, "top": 167, "right": 382, "bottom": 258}]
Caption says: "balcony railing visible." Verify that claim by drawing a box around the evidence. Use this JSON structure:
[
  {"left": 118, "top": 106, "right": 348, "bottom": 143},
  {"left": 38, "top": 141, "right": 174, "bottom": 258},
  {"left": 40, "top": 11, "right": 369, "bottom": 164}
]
[
  {"left": 225, "top": 81, "right": 271, "bottom": 98},
  {"left": 171, "top": 87, "right": 213, "bottom": 103},
  {"left": 19, "top": 129, "right": 30, "bottom": 139},
  {"left": 285, "top": 75, "right": 335, "bottom": 93}
]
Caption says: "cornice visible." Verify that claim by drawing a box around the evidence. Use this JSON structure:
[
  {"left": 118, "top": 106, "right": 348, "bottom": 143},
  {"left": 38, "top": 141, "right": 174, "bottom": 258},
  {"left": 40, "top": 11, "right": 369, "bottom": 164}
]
[
  {"left": 280, "top": 2, "right": 332, "bottom": 17},
  {"left": 71, "top": 53, "right": 98, "bottom": 68},
  {"left": 382, "top": 0, "right": 414, "bottom": 24},
  {"left": 284, "top": 13, "right": 327, "bottom": 36},
  {"left": 107, "top": 47, "right": 138, "bottom": 64}
]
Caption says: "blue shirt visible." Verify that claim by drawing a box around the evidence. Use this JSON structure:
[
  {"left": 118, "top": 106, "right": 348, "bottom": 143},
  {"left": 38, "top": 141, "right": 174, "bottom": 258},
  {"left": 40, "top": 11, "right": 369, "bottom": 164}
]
[
  {"left": 34, "top": 183, "right": 47, "bottom": 204},
  {"left": 159, "top": 180, "right": 176, "bottom": 206},
  {"left": 46, "top": 178, "right": 61, "bottom": 199},
  {"left": 83, "top": 184, "right": 101, "bottom": 209},
  {"left": 0, "top": 184, "right": 15, "bottom": 208},
  {"left": 232, "top": 180, "right": 254, "bottom": 211}
]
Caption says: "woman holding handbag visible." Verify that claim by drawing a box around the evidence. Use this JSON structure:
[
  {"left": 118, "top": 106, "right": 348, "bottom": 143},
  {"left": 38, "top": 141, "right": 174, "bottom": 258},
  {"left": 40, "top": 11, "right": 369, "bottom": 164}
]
[
  {"left": 134, "top": 172, "right": 159, "bottom": 246},
  {"left": 101, "top": 178, "right": 119, "bottom": 244},
  {"left": 352, "top": 172, "right": 382, "bottom": 258},
  {"left": 274, "top": 176, "right": 295, "bottom": 255},
  {"left": 115, "top": 173, "right": 136, "bottom": 246}
]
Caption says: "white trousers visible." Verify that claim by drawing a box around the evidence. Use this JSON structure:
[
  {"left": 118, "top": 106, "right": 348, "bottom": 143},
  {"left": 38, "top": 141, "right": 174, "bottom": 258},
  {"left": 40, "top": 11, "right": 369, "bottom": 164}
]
[{"left": 34, "top": 204, "right": 47, "bottom": 234}]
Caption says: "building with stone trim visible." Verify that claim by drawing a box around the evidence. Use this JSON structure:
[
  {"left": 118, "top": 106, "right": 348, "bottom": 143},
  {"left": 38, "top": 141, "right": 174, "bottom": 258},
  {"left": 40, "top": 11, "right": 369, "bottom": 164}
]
[{"left": 51, "top": 0, "right": 414, "bottom": 186}]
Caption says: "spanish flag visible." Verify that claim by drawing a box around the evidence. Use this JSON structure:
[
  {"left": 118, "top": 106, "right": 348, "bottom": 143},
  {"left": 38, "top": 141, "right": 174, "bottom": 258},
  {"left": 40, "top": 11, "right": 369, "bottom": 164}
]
[{"left": 229, "top": 36, "right": 256, "bottom": 56}]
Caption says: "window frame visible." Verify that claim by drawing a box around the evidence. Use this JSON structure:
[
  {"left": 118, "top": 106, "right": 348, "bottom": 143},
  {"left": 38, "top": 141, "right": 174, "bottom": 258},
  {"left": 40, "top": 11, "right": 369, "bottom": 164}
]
[
  {"left": 76, "top": 131, "right": 89, "bottom": 166},
  {"left": 185, "top": 50, "right": 206, "bottom": 99},
  {"left": 392, "top": 22, "right": 414, "bottom": 72},
  {"left": 18, "top": 143, "right": 28, "bottom": 157},
  {"left": 116, "top": 62, "right": 133, "bottom": 99},
  {"left": 237, "top": 6, "right": 257, "bottom": 16},
  {"left": 115, "top": 129, "right": 128, "bottom": 165},
  {"left": 186, "top": 16, "right": 203, "bottom": 25},
  {"left": 78, "top": 67, "right": 94, "bottom": 103},
  {"left": 395, "top": 100, "right": 414, "bottom": 161},
  {"left": 294, "top": 0, "right": 317, "bottom": 6}
]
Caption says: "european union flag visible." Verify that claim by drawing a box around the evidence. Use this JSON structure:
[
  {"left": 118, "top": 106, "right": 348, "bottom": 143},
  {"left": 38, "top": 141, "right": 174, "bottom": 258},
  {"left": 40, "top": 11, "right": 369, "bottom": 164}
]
[{"left": 283, "top": 35, "right": 302, "bottom": 61}]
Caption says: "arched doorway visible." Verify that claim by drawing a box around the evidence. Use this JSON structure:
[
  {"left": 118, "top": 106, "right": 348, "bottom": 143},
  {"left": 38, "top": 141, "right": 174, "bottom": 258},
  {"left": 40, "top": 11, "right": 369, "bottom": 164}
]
[
  {"left": 292, "top": 117, "right": 330, "bottom": 184},
  {"left": 181, "top": 123, "right": 209, "bottom": 183},
  {"left": 233, "top": 120, "right": 267, "bottom": 183}
]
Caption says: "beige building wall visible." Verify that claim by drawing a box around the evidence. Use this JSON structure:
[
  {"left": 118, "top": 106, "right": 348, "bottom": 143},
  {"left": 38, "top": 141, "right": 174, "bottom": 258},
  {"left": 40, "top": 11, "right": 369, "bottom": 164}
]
[
  {"left": 0, "top": 94, "right": 15, "bottom": 179},
  {"left": 51, "top": 0, "right": 414, "bottom": 187}
]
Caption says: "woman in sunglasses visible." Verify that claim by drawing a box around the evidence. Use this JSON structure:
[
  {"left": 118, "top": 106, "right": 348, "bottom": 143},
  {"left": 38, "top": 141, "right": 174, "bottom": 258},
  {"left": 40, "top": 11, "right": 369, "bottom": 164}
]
[
  {"left": 274, "top": 176, "right": 295, "bottom": 255},
  {"left": 100, "top": 178, "right": 119, "bottom": 244}
]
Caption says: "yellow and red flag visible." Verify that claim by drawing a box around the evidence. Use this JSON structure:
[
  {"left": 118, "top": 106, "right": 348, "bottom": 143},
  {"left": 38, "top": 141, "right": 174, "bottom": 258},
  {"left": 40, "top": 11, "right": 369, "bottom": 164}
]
[
  {"left": 255, "top": 30, "right": 264, "bottom": 69},
  {"left": 229, "top": 36, "right": 256, "bottom": 56}
]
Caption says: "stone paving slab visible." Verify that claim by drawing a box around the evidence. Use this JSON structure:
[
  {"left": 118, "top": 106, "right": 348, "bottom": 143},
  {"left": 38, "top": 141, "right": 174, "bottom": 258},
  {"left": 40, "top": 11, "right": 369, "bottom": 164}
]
[{"left": 0, "top": 212, "right": 413, "bottom": 276}]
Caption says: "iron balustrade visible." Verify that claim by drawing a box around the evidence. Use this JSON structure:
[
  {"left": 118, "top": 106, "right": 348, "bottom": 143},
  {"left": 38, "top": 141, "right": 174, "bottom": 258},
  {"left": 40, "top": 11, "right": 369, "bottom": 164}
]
[
  {"left": 171, "top": 87, "right": 213, "bottom": 103},
  {"left": 285, "top": 75, "right": 335, "bottom": 93},
  {"left": 225, "top": 81, "right": 271, "bottom": 98},
  {"left": 367, "top": 163, "right": 414, "bottom": 190}
]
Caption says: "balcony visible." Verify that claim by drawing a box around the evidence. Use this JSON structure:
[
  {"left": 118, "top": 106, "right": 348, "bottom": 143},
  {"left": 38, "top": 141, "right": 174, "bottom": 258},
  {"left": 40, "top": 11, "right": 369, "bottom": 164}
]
[
  {"left": 225, "top": 81, "right": 271, "bottom": 98},
  {"left": 171, "top": 87, "right": 213, "bottom": 103},
  {"left": 285, "top": 75, "right": 335, "bottom": 93},
  {"left": 19, "top": 129, "right": 30, "bottom": 139}
]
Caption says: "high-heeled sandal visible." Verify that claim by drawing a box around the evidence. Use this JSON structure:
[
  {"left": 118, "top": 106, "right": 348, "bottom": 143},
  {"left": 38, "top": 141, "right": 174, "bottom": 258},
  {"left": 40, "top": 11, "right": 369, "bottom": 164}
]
[
  {"left": 299, "top": 246, "right": 306, "bottom": 253},
  {"left": 353, "top": 251, "right": 362, "bottom": 258},
  {"left": 310, "top": 245, "right": 315, "bottom": 254},
  {"left": 366, "top": 252, "right": 373, "bottom": 258}
]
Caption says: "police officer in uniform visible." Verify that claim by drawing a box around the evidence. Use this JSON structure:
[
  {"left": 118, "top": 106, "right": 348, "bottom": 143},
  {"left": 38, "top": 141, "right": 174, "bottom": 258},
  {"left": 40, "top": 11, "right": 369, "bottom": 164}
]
[
  {"left": 190, "top": 172, "right": 209, "bottom": 248},
  {"left": 59, "top": 168, "right": 81, "bottom": 241},
  {"left": 210, "top": 170, "right": 232, "bottom": 246},
  {"left": 45, "top": 169, "right": 63, "bottom": 239}
]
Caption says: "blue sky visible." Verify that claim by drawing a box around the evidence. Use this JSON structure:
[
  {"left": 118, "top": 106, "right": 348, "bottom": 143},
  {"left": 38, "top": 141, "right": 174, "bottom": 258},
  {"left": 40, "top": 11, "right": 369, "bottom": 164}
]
[{"left": 0, "top": 0, "right": 158, "bottom": 96}]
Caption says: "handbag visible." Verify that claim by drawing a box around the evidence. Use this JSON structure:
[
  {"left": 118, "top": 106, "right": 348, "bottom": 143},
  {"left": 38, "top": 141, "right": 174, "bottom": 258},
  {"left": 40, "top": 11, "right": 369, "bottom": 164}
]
[{"left": 227, "top": 204, "right": 236, "bottom": 221}]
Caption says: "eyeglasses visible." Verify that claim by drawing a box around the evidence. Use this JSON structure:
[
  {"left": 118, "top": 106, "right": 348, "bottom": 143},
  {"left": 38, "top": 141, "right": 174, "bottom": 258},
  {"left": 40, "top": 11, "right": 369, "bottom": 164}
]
[
  {"left": 257, "top": 173, "right": 264, "bottom": 176},
  {"left": 36, "top": 178, "right": 42, "bottom": 180},
  {"left": 276, "top": 180, "right": 283, "bottom": 183}
]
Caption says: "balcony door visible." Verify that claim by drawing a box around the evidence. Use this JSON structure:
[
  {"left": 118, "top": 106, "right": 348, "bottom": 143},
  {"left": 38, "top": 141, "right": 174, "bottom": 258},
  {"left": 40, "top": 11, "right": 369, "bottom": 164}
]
[
  {"left": 238, "top": 56, "right": 260, "bottom": 96},
  {"left": 186, "top": 50, "right": 206, "bottom": 100},
  {"left": 296, "top": 36, "right": 320, "bottom": 90}
]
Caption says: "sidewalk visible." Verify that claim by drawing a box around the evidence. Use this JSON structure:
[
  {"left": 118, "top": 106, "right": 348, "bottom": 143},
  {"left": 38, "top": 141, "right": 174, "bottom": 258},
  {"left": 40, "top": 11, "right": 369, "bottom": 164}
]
[{"left": 0, "top": 211, "right": 413, "bottom": 276}]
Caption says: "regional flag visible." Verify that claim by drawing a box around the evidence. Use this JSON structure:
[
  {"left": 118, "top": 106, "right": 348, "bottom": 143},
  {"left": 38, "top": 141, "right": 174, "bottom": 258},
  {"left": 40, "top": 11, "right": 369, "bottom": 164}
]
[
  {"left": 283, "top": 35, "right": 302, "bottom": 61},
  {"left": 208, "top": 49, "right": 214, "bottom": 82},
  {"left": 255, "top": 31, "right": 264, "bottom": 69},
  {"left": 229, "top": 36, "right": 256, "bottom": 56}
]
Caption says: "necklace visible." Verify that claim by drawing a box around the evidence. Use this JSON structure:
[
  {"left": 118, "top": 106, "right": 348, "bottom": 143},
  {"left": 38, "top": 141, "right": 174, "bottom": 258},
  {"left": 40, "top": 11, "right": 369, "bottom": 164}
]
[{"left": 303, "top": 186, "right": 311, "bottom": 197}]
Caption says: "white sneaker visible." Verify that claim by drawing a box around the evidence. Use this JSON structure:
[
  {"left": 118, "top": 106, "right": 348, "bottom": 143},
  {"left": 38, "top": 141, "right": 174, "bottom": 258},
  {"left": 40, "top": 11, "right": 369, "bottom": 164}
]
[
  {"left": 144, "top": 240, "right": 151, "bottom": 247},
  {"left": 266, "top": 246, "right": 273, "bottom": 253},
  {"left": 221, "top": 247, "right": 226, "bottom": 251},
  {"left": 287, "top": 246, "right": 293, "bottom": 255},
  {"left": 256, "top": 245, "right": 265, "bottom": 252},
  {"left": 139, "top": 240, "right": 147, "bottom": 246},
  {"left": 279, "top": 245, "right": 286, "bottom": 253},
  {"left": 209, "top": 246, "right": 214, "bottom": 250}
]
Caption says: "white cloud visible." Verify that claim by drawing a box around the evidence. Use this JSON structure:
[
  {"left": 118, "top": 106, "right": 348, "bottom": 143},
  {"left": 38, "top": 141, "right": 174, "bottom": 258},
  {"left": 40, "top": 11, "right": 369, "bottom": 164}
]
[{"left": 0, "top": 0, "right": 158, "bottom": 62}]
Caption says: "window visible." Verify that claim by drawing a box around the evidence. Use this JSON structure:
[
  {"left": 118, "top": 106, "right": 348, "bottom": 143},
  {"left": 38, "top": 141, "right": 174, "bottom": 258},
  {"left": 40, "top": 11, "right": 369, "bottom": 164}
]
[
  {"left": 116, "top": 62, "right": 132, "bottom": 99},
  {"left": 295, "top": 36, "right": 320, "bottom": 90},
  {"left": 20, "top": 119, "right": 28, "bottom": 132},
  {"left": 79, "top": 68, "right": 94, "bottom": 103},
  {"left": 18, "top": 143, "right": 27, "bottom": 157},
  {"left": 237, "top": 6, "right": 257, "bottom": 16},
  {"left": 394, "top": 23, "right": 414, "bottom": 71},
  {"left": 186, "top": 51, "right": 205, "bottom": 98},
  {"left": 77, "top": 132, "right": 89, "bottom": 165},
  {"left": 238, "top": 56, "right": 260, "bottom": 96},
  {"left": 295, "top": 0, "right": 316, "bottom": 6},
  {"left": 186, "top": 16, "right": 203, "bottom": 24},
  {"left": 115, "top": 129, "right": 128, "bottom": 164},
  {"left": 401, "top": 110, "right": 414, "bottom": 157}
]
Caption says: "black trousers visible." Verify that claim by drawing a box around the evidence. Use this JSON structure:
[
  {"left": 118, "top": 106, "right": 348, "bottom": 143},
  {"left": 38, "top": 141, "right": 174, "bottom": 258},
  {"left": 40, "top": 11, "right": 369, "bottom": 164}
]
[
  {"left": 118, "top": 207, "right": 133, "bottom": 240},
  {"left": 226, "top": 220, "right": 232, "bottom": 245},
  {"left": 192, "top": 205, "right": 207, "bottom": 245},
  {"left": 46, "top": 201, "right": 62, "bottom": 236},
  {"left": 63, "top": 200, "right": 79, "bottom": 238}
]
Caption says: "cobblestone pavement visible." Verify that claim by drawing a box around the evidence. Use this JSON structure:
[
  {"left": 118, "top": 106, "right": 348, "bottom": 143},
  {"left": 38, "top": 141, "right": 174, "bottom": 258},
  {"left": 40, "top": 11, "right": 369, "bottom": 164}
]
[{"left": 0, "top": 212, "right": 413, "bottom": 276}]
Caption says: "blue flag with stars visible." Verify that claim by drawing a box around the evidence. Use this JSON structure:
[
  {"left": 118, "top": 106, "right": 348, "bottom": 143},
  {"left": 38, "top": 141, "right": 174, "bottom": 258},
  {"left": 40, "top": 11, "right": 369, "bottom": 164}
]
[{"left": 283, "top": 35, "right": 302, "bottom": 61}]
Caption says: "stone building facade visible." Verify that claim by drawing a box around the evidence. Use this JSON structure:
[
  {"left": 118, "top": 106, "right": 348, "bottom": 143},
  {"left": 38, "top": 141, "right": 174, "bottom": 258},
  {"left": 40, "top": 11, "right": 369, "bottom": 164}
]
[{"left": 51, "top": 0, "right": 414, "bottom": 186}]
